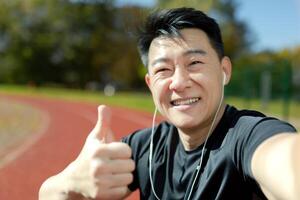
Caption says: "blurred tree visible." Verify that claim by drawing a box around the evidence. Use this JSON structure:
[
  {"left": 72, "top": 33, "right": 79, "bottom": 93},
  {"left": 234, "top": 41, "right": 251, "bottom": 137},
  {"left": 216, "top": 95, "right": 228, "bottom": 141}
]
[
  {"left": 56, "top": 0, "right": 117, "bottom": 88},
  {"left": 229, "top": 49, "right": 298, "bottom": 100},
  {"left": 0, "top": 0, "right": 142, "bottom": 89},
  {"left": 106, "top": 6, "right": 147, "bottom": 89},
  {"left": 280, "top": 47, "right": 300, "bottom": 99},
  {"left": 0, "top": 0, "right": 151, "bottom": 89},
  {"left": 156, "top": 0, "right": 215, "bottom": 12}
]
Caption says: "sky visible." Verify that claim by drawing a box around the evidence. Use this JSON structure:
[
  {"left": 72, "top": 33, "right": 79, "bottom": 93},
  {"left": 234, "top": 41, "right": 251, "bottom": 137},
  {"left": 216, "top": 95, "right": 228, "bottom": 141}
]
[{"left": 115, "top": 0, "right": 300, "bottom": 52}]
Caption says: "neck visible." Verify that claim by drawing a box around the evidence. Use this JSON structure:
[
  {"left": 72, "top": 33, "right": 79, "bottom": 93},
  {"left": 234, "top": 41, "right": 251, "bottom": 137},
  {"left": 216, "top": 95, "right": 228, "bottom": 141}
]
[{"left": 178, "top": 103, "right": 226, "bottom": 151}]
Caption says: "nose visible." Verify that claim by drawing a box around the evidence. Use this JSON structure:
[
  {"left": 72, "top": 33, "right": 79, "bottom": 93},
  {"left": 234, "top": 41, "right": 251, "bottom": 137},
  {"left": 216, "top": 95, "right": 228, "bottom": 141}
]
[{"left": 169, "top": 68, "right": 191, "bottom": 91}]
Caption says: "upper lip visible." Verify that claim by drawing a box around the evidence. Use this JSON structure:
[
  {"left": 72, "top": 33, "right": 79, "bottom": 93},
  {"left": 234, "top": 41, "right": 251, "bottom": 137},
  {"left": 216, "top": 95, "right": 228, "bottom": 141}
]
[{"left": 170, "top": 97, "right": 201, "bottom": 106}]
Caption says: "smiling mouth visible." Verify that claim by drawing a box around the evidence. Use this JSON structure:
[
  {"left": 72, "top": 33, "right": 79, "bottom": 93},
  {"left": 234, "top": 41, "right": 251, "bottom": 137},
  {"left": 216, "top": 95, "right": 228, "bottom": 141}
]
[{"left": 171, "top": 97, "right": 200, "bottom": 106}]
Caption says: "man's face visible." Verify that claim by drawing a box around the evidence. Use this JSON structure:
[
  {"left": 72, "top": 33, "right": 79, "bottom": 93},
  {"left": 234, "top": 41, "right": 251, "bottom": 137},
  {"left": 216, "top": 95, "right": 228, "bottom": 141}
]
[{"left": 145, "top": 28, "right": 231, "bottom": 132}]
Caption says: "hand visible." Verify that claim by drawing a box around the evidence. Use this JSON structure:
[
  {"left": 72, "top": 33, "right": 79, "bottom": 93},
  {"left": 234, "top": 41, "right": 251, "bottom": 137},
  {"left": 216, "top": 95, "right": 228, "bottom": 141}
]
[{"left": 65, "top": 105, "right": 135, "bottom": 199}]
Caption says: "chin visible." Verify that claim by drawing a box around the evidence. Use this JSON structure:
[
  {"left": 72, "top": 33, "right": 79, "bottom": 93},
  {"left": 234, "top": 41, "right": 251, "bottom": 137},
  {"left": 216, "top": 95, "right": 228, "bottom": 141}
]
[{"left": 170, "top": 118, "right": 200, "bottom": 130}]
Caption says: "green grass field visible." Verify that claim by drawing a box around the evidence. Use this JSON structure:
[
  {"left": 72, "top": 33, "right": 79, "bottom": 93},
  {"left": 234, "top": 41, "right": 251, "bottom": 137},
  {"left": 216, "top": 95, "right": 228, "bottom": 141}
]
[
  {"left": 0, "top": 84, "right": 155, "bottom": 111},
  {"left": 1, "top": 84, "right": 300, "bottom": 121}
]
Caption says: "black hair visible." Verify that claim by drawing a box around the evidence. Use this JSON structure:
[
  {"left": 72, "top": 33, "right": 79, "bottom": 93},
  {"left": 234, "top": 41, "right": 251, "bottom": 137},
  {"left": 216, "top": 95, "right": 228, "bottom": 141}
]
[{"left": 137, "top": 7, "right": 224, "bottom": 67}]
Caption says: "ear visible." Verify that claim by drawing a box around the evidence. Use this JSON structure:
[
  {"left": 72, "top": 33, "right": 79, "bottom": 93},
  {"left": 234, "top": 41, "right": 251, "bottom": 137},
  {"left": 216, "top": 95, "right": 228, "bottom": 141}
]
[
  {"left": 221, "top": 56, "right": 232, "bottom": 85},
  {"left": 145, "top": 73, "right": 152, "bottom": 90}
]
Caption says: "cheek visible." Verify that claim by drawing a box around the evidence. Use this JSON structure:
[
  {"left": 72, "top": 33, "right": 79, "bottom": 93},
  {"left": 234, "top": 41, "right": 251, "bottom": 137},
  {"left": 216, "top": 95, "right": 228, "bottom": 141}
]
[
  {"left": 190, "top": 73, "right": 206, "bottom": 86},
  {"left": 150, "top": 78, "right": 171, "bottom": 101},
  {"left": 190, "top": 73, "right": 222, "bottom": 98},
  {"left": 204, "top": 79, "right": 223, "bottom": 106}
]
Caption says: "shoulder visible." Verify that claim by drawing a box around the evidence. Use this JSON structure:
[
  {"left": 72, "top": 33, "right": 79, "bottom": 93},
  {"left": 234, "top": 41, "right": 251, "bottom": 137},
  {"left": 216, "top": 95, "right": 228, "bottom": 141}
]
[
  {"left": 225, "top": 105, "right": 296, "bottom": 135},
  {"left": 225, "top": 105, "right": 265, "bottom": 127},
  {"left": 224, "top": 105, "right": 296, "bottom": 159},
  {"left": 223, "top": 105, "right": 297, "bottom": 178},
  {"left": 223, "top": 105, "right": 297, "bottom": 160}
]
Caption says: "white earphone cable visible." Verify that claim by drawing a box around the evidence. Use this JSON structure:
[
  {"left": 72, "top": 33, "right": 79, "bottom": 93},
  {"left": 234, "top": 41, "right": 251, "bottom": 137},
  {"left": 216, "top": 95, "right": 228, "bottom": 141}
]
[
  {"left": 186, "top": 86, "right": 224, "bottom": 200},
  {"left": 149, "top": 107, "right": 160, "bottom": 200}
]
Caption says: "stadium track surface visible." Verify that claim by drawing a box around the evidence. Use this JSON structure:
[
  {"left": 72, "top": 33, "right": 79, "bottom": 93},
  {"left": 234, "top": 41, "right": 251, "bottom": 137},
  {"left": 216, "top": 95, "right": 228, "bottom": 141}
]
[{"left": 0, "top": 94, "right": 158, "bottom": 200}]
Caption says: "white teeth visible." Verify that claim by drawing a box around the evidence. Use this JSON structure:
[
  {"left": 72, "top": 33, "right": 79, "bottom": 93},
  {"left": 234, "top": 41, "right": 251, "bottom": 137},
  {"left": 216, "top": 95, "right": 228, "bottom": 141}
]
[{"left": 172, "top": 98, "right": 200, "bottom": 106}]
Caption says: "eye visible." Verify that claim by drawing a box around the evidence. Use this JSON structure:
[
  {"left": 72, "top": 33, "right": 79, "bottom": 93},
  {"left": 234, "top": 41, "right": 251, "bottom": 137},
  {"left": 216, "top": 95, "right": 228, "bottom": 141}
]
[
  {"left": 153, "top": 66, "right": 171, "bottom": 75},
  {"left": 189, "top": 60, "right": 203, "bottom": 66},
  {"left": 157, "top": 68, "right": 168, "bottom": 72}
]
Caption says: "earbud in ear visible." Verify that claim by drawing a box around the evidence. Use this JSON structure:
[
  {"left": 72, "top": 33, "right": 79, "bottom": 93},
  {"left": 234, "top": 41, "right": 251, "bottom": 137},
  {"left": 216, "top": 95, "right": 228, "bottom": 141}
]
[{"left": 223, "top": 72, "right": 226, "bottom": 86}]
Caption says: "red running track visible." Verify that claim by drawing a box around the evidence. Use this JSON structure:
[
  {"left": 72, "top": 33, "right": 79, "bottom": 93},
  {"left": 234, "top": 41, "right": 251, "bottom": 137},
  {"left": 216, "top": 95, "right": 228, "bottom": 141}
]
[{"left": 0, "top": 94, "right": 156, "bottom": 200}]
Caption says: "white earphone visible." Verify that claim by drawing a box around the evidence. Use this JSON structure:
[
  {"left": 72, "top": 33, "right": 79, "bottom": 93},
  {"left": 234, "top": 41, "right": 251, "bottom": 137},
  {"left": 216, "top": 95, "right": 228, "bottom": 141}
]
[{"left": 223, "top": 71, "right": 227, "bottom": 86}]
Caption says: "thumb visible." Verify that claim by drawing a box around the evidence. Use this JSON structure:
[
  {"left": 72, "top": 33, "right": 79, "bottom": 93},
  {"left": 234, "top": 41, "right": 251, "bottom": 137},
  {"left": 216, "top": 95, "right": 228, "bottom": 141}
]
[{"left": 94, "top": 105, "right": 115, "bottom": 143}]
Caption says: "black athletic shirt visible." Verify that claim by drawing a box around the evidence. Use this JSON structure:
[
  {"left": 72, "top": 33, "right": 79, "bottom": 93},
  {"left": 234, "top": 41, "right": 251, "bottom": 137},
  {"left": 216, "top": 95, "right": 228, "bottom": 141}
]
[{"left": 122, "top": 105, "right": 297, "bottom": 200}]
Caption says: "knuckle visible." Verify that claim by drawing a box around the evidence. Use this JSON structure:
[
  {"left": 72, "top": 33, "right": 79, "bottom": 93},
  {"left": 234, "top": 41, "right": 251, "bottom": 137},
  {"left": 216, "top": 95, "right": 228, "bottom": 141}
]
[
  {"left": 109, "top": 142, "right": 132, "bottom": 158},
  {"left": 95, "top": 176, "right": 110, "bottom": 187},
  {"left": 96, "top": 161, "right": 109, "bottom": 173},
  {"left": 125, "top": 144, "right": 132, "bottom": 157},
  {"left": 91, "top": 160, "right": 109, "bottom": 176},
  {"left": 128, "top": 159, "right": 135, "bottom": 171},
  {"left": 126, "top": 173, "right": 134, "bottom": 184},
  {"left": 118, "top": 186, "right": 129, "bottom": 197},
  {"left": 93, "top": 144, "right": 107, "bottom": 158},
  {"left": 118, "top": 143, "right": 132, "bottom": 157}
]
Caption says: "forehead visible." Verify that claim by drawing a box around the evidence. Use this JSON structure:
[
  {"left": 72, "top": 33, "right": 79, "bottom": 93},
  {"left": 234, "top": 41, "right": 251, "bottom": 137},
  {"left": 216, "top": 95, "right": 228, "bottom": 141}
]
[{"left": 148, "top": 28, "right": 213, "bottom": 60}]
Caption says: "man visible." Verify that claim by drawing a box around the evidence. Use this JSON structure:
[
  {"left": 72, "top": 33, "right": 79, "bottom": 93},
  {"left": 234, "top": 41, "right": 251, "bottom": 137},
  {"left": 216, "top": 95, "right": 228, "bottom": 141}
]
[{"left": 39, "top": 7, "right": 299, "bottom": 200}]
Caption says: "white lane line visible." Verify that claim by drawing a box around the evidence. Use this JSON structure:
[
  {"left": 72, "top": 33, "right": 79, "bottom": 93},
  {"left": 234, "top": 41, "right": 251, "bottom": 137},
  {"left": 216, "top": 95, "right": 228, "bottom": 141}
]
[{"left": 0, "top": 105, "right": 50, "bottom": 169}]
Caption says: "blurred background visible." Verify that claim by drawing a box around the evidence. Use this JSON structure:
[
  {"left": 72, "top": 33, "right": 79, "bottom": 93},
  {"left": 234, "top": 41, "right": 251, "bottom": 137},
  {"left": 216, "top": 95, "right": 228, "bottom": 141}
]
[
  {"left": 0, "top": 0, "right": 299, "bottom": 121},
  {"left": 0, "top": 1, "right": 299, "bottom": 199}
]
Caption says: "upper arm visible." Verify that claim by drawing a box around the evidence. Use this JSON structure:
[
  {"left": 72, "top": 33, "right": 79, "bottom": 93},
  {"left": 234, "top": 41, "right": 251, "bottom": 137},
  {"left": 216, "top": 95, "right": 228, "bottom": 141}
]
[{"left": 251, "top": 133, "right": 300, "bottom": 200}]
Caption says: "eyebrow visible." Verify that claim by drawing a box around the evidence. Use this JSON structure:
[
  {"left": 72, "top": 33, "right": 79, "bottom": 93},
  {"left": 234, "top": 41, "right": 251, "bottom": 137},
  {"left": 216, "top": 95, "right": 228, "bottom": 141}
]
[
  {"left": 183, "top": 49, "right": 207, "bottom": 56},
  {"left": 150, "top": 57, "right": 171, "bottom": 67},
  {"left": 150, "top": 49, "right": 207, "bottom": 67}
]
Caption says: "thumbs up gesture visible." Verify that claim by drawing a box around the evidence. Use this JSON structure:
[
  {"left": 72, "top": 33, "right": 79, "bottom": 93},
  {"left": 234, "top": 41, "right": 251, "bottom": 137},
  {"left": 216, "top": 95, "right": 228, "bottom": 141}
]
[{"left": 63, "top": 105, "right": 135, "bottom": 199}]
